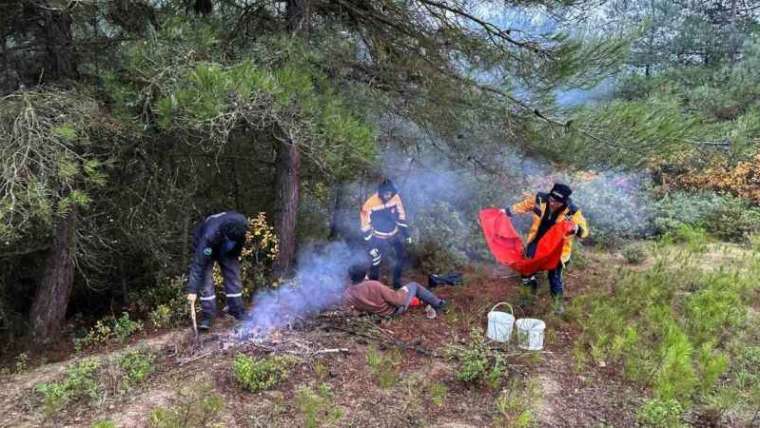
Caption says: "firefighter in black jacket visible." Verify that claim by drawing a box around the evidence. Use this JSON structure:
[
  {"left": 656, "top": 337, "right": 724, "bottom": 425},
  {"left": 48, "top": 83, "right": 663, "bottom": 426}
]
[
  {"left": 360, "top": 179, "right": 411, "bottom": 289},
  {"left": 186, "top": 211, "right": 248, "bottom": 330}
]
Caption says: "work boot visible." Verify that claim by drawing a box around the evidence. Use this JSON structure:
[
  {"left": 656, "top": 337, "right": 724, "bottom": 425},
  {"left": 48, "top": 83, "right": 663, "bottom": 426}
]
[
  {"left": 518, "top": 282, "right": 537, "bottom": 309},
  {"left": 224, "top": 300, "right": 246, "bottom": 321},
  {"left": 434, "top": 299, "right": 449, "bottom": 313},
  {"left": 552, "top": 296, "right": 566, "bottom": 316},
  {"left": 198, "top": 315, "right": 214, "bottom": 331}
]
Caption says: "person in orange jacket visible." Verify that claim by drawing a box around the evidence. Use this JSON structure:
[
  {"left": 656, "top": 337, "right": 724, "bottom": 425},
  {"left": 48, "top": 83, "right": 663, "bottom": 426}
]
[
  {"left": 504, "top": 183, "right": 589, "bottom": 313},
  {"left": 360, "top": 179, "right": 410, "bottom": 289}
]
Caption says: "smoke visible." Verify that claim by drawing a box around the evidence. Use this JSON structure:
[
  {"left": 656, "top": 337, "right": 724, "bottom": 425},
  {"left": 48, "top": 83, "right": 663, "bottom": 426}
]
[
  {"left": 548, "top": 172, "right": 654, "bottom": 239},
  {"left": 238, "top": 121, "right": 655, "bottom": 338},
  {"left": 378, "top": 140, "right": 655, "bottom": 242},
  {"left": 241, "top": 241, "right": 366, "bottom": 336}
]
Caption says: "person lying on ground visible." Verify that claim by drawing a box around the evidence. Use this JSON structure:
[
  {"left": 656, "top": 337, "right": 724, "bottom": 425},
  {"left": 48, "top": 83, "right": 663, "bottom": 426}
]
[
  {"left": 185, "top": 211, "right": 248, "bottom": 331},
  {"left": 343, "top": 262, "right": 447, "bottom": 317},
  {"left": 502, "top": 182, "right": 589, "bottom": 314}
]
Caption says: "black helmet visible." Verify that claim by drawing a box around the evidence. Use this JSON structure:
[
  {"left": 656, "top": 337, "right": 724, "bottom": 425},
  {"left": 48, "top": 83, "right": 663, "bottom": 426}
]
[{"left": 378, "top": 178, "right": 397, "bottom": 195}]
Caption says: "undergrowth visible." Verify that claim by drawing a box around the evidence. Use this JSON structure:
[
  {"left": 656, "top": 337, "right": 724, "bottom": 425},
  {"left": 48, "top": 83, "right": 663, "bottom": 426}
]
[
  {"left": 74, "top": 312, "right": 143, "bottom": 352},
  {"left": 494, "top": 376, "right": 541, "bottom": 428},
  {"left": 296, "top": 383, "right": 343, "bottom": 428},
  {"left": 148, "top": 382, "right": 223, "bottom": 428},
  {"left": 572, "top": 236, "right": 760, "bottom": 425},
  {"left": 365, "top": 346, "right": 401, "bottom": 388},
  {"left": 232, "top": 353, "right": 297, "bottom": 393},
  {"left": 447, "top": 328, "right": 506, "bottom": 388},
  {"left": 36, "top": 358, "right": 102, "bottom": 416}
]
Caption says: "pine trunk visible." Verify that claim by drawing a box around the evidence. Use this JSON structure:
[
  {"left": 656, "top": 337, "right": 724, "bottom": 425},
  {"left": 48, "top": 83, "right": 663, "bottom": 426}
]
[
  {"left": 30, "top": 208, "right": 78, "bottom": 343},
  {"left": 272, "top": 137, "right": 301, "bottom": 277},
  {"left": 271, "top": 0, "right": 311, "bottom": 277}
]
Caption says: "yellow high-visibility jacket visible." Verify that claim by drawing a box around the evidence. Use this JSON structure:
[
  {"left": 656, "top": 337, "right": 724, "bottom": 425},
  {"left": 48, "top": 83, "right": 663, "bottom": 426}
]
[
  {"left": 509, "top": 192, "right": 589, "bottom": 263},
  {"left": 360, "top": 193, "right": 408, "bottom": 241}
]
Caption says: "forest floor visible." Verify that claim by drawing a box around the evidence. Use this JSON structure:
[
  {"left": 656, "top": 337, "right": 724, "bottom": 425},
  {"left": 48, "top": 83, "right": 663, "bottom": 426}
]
[{"left": 0, "top": 248, "right": 651, "bottom": 428}]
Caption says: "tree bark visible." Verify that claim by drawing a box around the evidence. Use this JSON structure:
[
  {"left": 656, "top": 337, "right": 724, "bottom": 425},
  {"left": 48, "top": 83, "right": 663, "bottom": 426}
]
[
  {"left": 29, "top": 207, "right": 78, "bottom": 343},
  {"left": 328, "top": 182, "right": 355, "bottom": 241},
  {"left": 0, "top": 1, "right": 77, "bottom": 93},
  {"left": 272, "top": 137, "right": 301, "bottom": 277},
  {"left": 286, "top": 0, "right": 311, "bottom": 34},
  {"left": 271, "top": 0, "right": 311, "bottom": 277}
]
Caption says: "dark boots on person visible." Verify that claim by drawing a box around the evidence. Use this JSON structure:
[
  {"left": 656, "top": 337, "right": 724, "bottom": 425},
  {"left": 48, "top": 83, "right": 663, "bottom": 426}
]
[{"left": 518, "top": 275, "right": 538, "bottom": 308}]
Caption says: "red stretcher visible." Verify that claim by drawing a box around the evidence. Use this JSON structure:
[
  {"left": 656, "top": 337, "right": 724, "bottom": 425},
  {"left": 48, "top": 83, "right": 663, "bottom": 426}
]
[{"left": 479, "top": 208, "right": 572, "bottom": 276}]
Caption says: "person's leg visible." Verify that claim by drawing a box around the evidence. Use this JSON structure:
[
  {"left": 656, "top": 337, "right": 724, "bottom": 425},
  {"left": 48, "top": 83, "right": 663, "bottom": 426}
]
[
  {"left": 198, "top": 266, "right": 216, "bottom": 329},
  {"left": 367, "top": 237, "right": 384, "bottom": 281},
  {"left": 391, "top": 236, "right": 407, "bottom": 289},
  {"left": 521, "top": 241, "right": 539, "bottom": 293},
  {"left": 406, "top": 281, "right": 444, "bottom": 308},
  {"left": 548, "top": 262, "right": 565, "bottom": 314},
  {"left": 548, "top": 263, "right": 564, "bottom": 297},
  {"left": 220, "top": 256, "right": 245, "bottom": 320}
]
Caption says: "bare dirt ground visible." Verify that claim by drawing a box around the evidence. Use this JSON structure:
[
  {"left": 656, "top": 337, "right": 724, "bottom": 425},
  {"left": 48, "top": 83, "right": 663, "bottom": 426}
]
[{"left": 0, "top": 250, "right": 648, "bottom": 427}]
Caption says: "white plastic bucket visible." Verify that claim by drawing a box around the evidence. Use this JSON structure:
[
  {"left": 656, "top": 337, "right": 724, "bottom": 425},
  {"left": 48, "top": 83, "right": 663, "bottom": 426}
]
[
  {"left": 515, "top": 318, "right": 545, "bottom": 351},
  {"left": 486, "top": 303, "right": 515, "bottom": 343}
]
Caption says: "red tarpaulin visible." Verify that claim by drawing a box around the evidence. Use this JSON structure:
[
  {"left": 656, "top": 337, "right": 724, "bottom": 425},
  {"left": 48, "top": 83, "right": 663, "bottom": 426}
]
[{"left": 479, "top": 208, "right": 572, "bottom": 276}]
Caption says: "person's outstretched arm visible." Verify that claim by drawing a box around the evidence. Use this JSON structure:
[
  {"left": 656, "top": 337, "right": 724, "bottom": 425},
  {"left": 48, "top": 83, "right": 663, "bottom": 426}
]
[{"left": 507, "top": 194, "right": 536, "bottom": 217}]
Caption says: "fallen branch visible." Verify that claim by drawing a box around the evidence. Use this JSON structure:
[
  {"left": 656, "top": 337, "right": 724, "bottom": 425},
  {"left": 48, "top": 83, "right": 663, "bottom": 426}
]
[
  {"left": 326, "top": 324, "right": 438, "bottom": 357},
  {"left": 177, "top": 349, "right": 215, "bottom": 366},
  {"left": 313, "top": 348, "right": 350, "bottom": 356}
]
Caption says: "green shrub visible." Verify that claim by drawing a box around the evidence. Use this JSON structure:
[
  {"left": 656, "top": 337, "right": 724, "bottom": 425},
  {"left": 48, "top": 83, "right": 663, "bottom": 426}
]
[
  {"left": 750, "top": 234, "right": 760, "bottom": 252},
  {"left": 132, "top": 275, "right": 187, "bottom": 326},
  {"left": 74, "top": 319, "right": 113, "bottom": 352},
  {"left": 448, "top": 328, "right": 505, "bottom": 386},
  {"left": 652, "top": 191, "right": 760, "bottom": 242},
  {"left": 702, "top": 199, "right": 760, "bottom": 242},
  {"left": 636, "top": 398, "right": 685, "bottom": 427},
  {"left": 148, "top": 304, "right": 174, "bottom": 329},
  {"left": 118, "top": 348, "right": 156, "bottom": 389},
  {"left": 365, "top": 346, "right": 400, "bottom": 388},
  {"left": 232, "top": 354, "right": 295, "bottom": 393},
  {"left": 74, "top": 312, "right": 143, "bottom": 351},
  {"left": 113, "top": 312, "right": 143, "bottom": 342},
  {"left": 664, "top": 224, "right": 708, "bottom": 253},
  {"left": 36, "top": 358, "right": 101, "bottom": 415},
  {"left": 622, "top": 243, "right": 647, "bottom": 264},
  {"left": 149, "top": 382, "right": 223, "bottom": 428},
  {"left": 429, "top": 382, "right": 447, "bottom": 407},
  {"left": 652, "top": 191, "right": 727, "bottom": 235},
  {"left": 14, "top": 352, "right": 29, "bottom": 373},
  {"left": 494, "top": 378, "right": 540, "bottom": 428},
  {"left": 295, "top": 383, "right": 343, "bottom": 428},
  {"left": 91, "top": 420, "right": 116, "bottom": 428}
]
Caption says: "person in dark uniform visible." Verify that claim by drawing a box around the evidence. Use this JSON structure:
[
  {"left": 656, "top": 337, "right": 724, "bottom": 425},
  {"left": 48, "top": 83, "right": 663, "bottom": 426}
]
[
  {"left": 360, "top": 179, "right": 411, "bottom": 289},
  {"left": 185, "top": 211, "right": 248, "bottom": 330}
]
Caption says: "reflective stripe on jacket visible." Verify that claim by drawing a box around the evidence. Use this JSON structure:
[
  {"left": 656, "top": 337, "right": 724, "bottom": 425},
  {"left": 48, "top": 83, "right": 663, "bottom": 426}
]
[
  {"left": 510, "top": 192, "right": 589, "bottom": 263},
  {"left": 360, "top": 193, "right": 408, "bottom": 239}
]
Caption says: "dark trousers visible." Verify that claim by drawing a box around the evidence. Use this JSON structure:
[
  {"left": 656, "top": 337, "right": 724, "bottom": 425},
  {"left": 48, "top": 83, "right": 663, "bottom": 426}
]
[
  {"left": 198, "top": 255, "right": 244, "bottom": 320},
  {"left": 521, "top": 240, "right": 565, "bottom": 297},
  {"left": 395, "top": 282, "right": 443, "bottom": 315},
  {"left": 403, "top": 282, "right": 443, "bottom": 308},
  {"left": 368, "top": 235, "right": 407, "bottom": 289}
]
